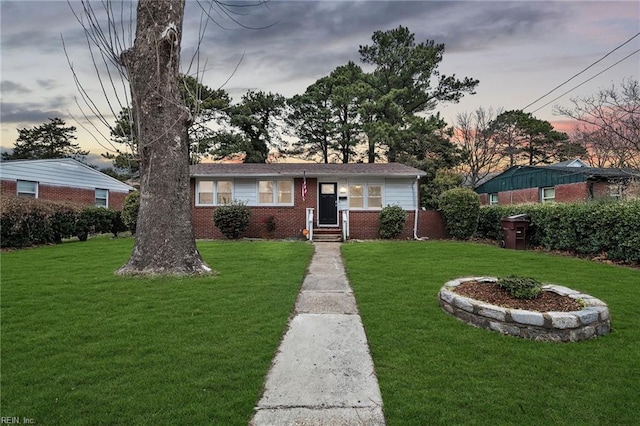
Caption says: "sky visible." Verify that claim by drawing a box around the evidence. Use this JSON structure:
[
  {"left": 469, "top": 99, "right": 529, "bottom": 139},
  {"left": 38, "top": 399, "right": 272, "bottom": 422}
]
[{"left": 1, "top": 0, "right": 639, "bottom": 167}]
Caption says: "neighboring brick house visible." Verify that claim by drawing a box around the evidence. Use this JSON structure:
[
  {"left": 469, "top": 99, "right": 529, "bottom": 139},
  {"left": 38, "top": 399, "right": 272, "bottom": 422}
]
[
  {"left": 0, "top": 158, "right": 134, "bottom": 209},
  {"left": 190, "top": 163, "right": 446, "bottom": 241},
  {"left": 475, "top": 159, "right": 640, "bottom": 205}
]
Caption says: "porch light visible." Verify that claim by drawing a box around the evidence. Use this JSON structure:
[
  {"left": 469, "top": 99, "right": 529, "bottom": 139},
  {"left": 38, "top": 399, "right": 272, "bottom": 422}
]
[{"left": 339, "top": 185, "right": 347, "bottom": 196}]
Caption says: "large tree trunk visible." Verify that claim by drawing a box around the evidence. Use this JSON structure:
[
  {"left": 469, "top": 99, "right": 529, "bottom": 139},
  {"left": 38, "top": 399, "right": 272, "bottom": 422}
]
[{"left": 117, "top": 0, "right": 210, "bottom": 275}]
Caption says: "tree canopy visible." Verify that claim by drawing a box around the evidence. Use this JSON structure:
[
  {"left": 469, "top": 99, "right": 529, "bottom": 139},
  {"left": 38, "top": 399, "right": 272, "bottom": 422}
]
[
  {"left": 359, "top": 26, "right": 478, "bottom": 163},
  {"left": 2, "top": 117, "right": 88, "bottom": 162},
  {"left": 212, "top": 90, "right": 286, "bottom": 163},
  {"left": 489, "top": 110, "right": 582, "bottom": 166}
]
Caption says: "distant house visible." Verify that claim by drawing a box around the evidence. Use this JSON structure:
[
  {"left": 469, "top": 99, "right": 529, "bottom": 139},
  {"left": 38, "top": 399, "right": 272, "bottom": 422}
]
[
  {"left": 475, "top": 159, "right": 640, "bottom": 205},
  {"left": 190, "top": 163, "right": 446, "bottom": 241},
  {"left": 0, "top": 158, "right": 134, "bottom": 209}
]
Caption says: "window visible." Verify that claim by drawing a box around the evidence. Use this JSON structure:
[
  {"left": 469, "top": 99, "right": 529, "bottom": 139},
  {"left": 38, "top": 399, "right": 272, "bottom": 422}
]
[
  {"left": 489, "top": 193, "right": 498, "bottom": 205},
  {"left": 278, "top": 180, "right": 293, "bottom": 204},
  {"left": 217, "top": 181, "right": 232, "bottom": 204},
  {"left": 367, "top": 184, "right": 382, "bottom": 209},
  {"left": 197, "top": 180, "right": 233, "bottom": 206},
  {"left": 259, "top": 181, "right": 274, "bottom": 204},
  {"left": 95, "top": 189, "right": 109, "bottom": 207},
  {"left": 348, "top": 184, "right": 363, "bottom": 208},
  {"left": 258, "top": 180, "right": 294, "bottom": 205},
  {"left": 609, "top": 184, "right": 623, "bottom": 199},
  {"left": 17, "top": 180, "right": 37, "bottom": 198},
  {"left": 198, "top": 181, "right": 214, "bottom": 205},
  {"left": 540, "top": 187, "right": 555, "bottom": 203}
]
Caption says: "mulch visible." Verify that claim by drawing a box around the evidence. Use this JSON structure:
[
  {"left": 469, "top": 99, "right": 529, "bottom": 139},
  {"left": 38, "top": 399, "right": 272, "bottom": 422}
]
[{"left": 452, "top": 281, "right": 583, "bottom": 312}]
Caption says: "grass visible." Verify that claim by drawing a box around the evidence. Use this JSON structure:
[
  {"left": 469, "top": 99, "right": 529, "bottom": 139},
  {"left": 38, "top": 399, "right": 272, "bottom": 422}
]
[
  {"left": 1, "top": 237, "right": 314, "bottom": 425},
  {"left": 342, "top": 241, "right": 640, "bottom": 425}
]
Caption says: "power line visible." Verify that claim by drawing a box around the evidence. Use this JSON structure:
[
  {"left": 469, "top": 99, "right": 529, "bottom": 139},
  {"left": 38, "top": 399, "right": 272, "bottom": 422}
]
[
  {"left": 530, "top": 48, "right": 640, "bottom": 114},
  {"left": 522, "top": 31, "right": 640, "bottom": 111}
]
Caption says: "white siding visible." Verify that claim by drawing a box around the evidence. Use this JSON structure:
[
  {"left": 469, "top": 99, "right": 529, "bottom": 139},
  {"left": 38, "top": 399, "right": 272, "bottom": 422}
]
[
  {"left": 233, "top": 178, "right": 256, "bottom": 205},
  {"left": 384, "top": 178, "right": 417, "bottom": 210},
  {"left": 0, "top": 158, "right": 133, "bottom": 192}
]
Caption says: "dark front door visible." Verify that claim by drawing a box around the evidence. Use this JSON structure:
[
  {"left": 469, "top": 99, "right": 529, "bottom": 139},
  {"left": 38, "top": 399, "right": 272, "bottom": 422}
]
[{"left": 318, "top": 183, "right": 338, "bottom": 226}]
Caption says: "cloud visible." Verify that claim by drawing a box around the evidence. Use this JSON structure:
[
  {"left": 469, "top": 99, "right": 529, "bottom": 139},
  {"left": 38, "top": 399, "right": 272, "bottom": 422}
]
[
  {"left": 37, "top": 79, "right": 59, "bottom": 90},
  {"left": 1, "top": 80, "right": 31, "bottom": 95}
]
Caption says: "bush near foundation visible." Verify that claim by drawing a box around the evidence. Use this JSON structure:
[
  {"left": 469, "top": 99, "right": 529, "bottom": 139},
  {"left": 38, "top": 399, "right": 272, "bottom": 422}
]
[
  {"left": 0, "top": 195, "right": 125, "bottom": 248},
  {"left": 379, "top": 205, "right": 407, "bottom": 239},
  {"left": 477, "top": 199, "right": 640, "bottom": 263},
  {"left": 213, "top": 201, "right": 251, "bottom": 239},
  {"left": 438, "top": 188, "right": 480, "bottom": 240}
]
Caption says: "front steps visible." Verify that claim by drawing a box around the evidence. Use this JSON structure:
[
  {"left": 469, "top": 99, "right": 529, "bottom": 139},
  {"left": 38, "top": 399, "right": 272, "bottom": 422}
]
[{"left": 312, "top": 228, "right": 342, "bottom": 242}]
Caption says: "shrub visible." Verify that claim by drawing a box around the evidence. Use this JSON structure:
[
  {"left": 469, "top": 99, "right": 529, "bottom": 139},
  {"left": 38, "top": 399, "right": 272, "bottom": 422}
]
[
  {"left": 261, "top": 215, "right": 276, "bottom": 237},
  {"left": 497, "top": 276, "right": 542, "bottom": 300},
  {"left": 121, "top": 191, "right": 140, "bottom": 234},
  {"left": 1, "top": 196, "right": 50, "bottom": 248},
  {"left": 49, "top": 205, "right": 79, "bottom": 243},
  {"left": 379, "top": 205, "right": 408, "bottom": 239},
  {"left": 213, "top": 201, "right": 251, "bottom": 239},
  {"left": 477, "top": 200, "right": 640, "bottom": 263},
  {"left": 75, "top": 207, "right": 117, "bottom": 241},
  {"left": 438, "top": 187, "right": 480, "bottom": 240}
]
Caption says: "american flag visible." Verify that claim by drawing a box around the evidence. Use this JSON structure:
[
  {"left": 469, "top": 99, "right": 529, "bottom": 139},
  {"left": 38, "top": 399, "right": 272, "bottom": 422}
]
[{"left": 302, "top": 171, "right": 307, "bottom": 202}]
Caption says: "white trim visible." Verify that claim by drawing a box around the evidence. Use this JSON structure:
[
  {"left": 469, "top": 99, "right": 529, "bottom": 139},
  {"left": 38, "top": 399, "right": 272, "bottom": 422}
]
[
  {"left": 256, "top": 179, "right": 294, "bottom": 207},
  {"left": 95, "top": 188, "right": 109, "bottom": 207},
  {"left": 195, "top": 178, "right": 235, "bottom": 206},
  {"left": 540, "top": 187, "right": 555, "bottom": 203},
  {"left": 17, "top": 180, "right": 38, "bottom": 198}
]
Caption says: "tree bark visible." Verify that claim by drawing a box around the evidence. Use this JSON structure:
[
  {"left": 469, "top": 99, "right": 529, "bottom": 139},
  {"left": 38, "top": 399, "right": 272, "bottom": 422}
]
[{"left": 116, "top": 0, "right": 210, "bottom": 275}]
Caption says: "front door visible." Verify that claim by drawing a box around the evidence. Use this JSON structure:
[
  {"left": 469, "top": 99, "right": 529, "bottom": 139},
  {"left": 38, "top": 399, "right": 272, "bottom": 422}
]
[{"left": 318, "top": 183, "right": 338, "bottom": 226}]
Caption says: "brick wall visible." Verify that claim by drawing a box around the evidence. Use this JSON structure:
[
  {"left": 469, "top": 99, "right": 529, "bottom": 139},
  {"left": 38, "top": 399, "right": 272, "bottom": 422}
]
[
  {"left": 0, "top": 179, "right": 128, "bottom": 210},
  {"left": 497, "top": 188, "right": 539, "bottom": 204},
  {"left": 479, "top": 182, "right": 609, "bottom": 206},
  {"left": 191, "top": 177, "right": 447, "bottom": 240},
  {"left": 555, "top": 182, "right": 589, "bottom": 203},
  {"left": 192, "top": 177, "right": 317, "bottom": 239}
]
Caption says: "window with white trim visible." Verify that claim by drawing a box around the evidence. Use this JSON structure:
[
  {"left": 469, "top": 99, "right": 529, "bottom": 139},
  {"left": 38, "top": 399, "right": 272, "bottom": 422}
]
[
  {"left": 348, "top": 184, "right": 363, "bottom": 208},
  {"left": 347, "top": 182, "right": 383, "bottom": 210},
  {"left": 196, "top": 180, "right": 233, "bottom": 206},
  {"left": 278, "top": 180, "right": 293, "bottom": 204},
  {"left": 368, "top": 184, "right": 382, "bottom": 209},
  {"left": 489, "top": 193, "right": 498, "bottom": 205},
  {"left": 217, "top": 181, "right": 232, "bottom": 204},
  {"left": 540, "top": 187, "right": 555, "bottom": 203},
  {"left": 95, "top": 189, "right": 109, "bottom": 207},
  {"left": 17, "top": 180, "right": 38, "bottom": 198},
  {"left": 258, "top": 180, "right": 294, "bottom": 205}
]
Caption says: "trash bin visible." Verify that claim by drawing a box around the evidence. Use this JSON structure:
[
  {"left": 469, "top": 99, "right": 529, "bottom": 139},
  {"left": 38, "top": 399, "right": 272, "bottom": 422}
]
[{"left": 501, "top": 214, "right": 529, "bottom": 250}]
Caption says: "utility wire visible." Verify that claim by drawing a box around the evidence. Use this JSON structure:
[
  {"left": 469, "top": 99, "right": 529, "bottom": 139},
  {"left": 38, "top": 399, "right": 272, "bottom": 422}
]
[
  {"left": 530, "top": 48, "right": 640, "bottom": 114},
  {"left": 522, "top": 31, "right": 640, "bottom": 111}
]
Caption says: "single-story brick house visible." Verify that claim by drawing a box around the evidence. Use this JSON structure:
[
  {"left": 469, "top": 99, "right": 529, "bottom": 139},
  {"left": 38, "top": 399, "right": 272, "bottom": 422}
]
[
  {"left": 0, "top": 158, "right": 134, "bottom": 209},
  {"left": 475, "top": 159, "right": 640, "bottom": 205},
  {"left": 190, "top": 162, "right": 446, "bottom": 241}
]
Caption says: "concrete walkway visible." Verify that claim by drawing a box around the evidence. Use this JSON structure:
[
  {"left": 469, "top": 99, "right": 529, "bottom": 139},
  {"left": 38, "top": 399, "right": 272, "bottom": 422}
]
[{"left": 251, "top": 243, "right": 385, "bottom": 425}]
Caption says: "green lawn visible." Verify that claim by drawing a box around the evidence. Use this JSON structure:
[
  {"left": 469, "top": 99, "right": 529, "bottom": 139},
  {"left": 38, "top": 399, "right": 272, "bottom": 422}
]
[
  {"left": 1, "top": 237, "right": 314, "bottom": 425},
  {"left": 342, "top": 241, "right": 640, "bottom": 426}
]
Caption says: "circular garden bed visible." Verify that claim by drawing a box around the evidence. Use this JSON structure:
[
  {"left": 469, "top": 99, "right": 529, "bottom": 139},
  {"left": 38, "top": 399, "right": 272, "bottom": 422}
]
[{"left": 438, "top": 277, "right": 610, "bottom": 342}]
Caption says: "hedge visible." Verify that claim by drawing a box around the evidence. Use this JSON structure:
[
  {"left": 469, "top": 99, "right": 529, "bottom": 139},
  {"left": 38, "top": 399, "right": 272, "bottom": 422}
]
[
  {"left": 477, "top": 200, "right": 640, "bottom": 263},
  {"left": 0, "top": 195, "right": 126, "bottom": 248}
]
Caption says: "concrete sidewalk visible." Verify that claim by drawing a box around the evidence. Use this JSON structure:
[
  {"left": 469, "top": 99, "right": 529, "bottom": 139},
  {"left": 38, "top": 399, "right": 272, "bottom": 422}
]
[{"left": 251, "top": 243, "right": 385, "bottom": 425}]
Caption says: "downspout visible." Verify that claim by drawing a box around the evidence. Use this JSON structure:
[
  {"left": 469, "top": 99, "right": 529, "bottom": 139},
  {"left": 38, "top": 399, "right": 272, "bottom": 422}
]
[{"left": 413, "top": 175, "right": 420, "bottom": 240}]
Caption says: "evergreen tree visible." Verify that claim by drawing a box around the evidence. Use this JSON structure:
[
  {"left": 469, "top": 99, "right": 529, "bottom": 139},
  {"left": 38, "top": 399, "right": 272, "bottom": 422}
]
[{"left": 2, "top": 118, "right": 88, "bottom": 161}]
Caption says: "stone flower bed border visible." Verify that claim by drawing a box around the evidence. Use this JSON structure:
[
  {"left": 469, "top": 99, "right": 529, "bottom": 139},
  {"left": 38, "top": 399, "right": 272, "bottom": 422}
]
[{"left": 438, "top": 277, "right": 611, "bottom": 342}]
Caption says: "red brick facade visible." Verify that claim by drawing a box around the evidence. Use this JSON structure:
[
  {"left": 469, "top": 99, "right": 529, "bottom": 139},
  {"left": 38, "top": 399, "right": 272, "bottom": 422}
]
[
  {"left": 479, "top": 181, "right": 615, "bottom": 206},
  {"left": 1, "top": 180, "right": 128, "bottom": 210},
  {"left": 190, "top": 177, "right": 446, "bottom": 240}
]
